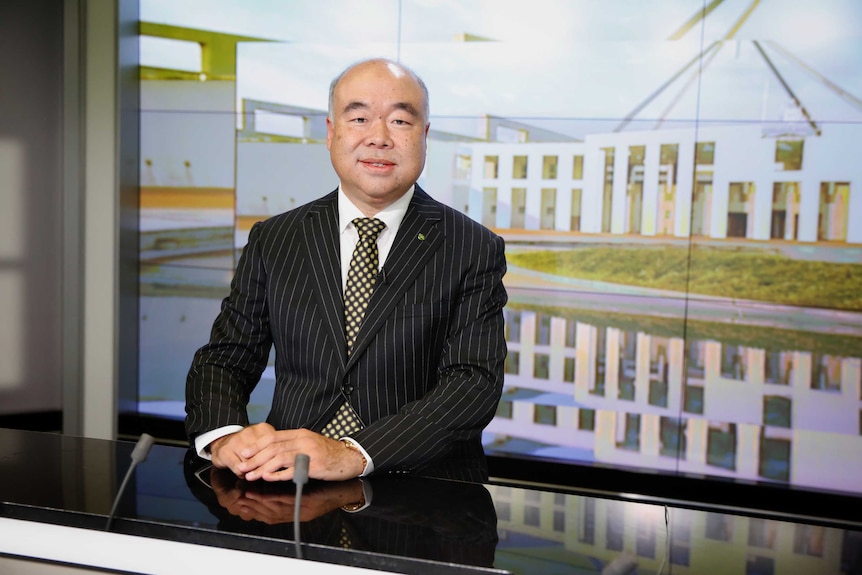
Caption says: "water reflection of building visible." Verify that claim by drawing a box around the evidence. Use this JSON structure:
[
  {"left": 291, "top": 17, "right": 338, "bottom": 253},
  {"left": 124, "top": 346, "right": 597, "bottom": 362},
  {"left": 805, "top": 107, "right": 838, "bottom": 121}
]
[
  {"left": 464, "top": 124, "right": 861, "bottom": 244},
  {"left": 485, "top": 308, "right": 862, "bottom": 493},
  {"left": 488, "top": 485, "right": 857, "bottom": 575}
]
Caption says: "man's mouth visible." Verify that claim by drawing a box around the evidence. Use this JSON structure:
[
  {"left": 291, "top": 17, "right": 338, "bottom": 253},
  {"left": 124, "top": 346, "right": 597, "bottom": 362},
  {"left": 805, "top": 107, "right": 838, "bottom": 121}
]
[{"left": 362, "top": 160, "right": 394, "bottom": 167}]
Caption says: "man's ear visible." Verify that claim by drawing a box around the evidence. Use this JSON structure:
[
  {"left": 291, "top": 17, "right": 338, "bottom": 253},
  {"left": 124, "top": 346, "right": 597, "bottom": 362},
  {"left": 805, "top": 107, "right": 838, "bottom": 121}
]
[{"left": 326, "top": 117, "right": 334, "bottom": 150}]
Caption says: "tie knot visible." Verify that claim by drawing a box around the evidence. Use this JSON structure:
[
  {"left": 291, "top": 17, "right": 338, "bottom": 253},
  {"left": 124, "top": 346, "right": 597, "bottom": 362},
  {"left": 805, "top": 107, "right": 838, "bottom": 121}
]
[{"left": 353, "top": 218, "right": 386, "bottom": 241}]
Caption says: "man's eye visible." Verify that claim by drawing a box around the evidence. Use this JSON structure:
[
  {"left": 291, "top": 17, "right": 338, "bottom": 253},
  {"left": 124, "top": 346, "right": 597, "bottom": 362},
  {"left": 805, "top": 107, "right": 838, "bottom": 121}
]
[
  {"left": 393, "top": 119, "right": 409, "bottom": 125},
  {"left": 351, "top": 117, "right": 367, "bottom": 123}
]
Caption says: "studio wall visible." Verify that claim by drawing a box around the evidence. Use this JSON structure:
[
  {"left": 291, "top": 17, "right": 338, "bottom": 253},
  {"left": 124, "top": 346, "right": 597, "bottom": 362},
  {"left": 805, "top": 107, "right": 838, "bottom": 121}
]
[{"left": 136, "top": 0, "right": 862, "bottom": 499}]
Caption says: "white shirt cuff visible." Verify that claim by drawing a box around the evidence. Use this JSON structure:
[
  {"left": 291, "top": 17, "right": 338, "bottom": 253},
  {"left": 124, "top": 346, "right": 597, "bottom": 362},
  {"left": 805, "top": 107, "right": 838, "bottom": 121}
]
[{"left": 193, "top": 425, "right": 245, "bottom": 459}]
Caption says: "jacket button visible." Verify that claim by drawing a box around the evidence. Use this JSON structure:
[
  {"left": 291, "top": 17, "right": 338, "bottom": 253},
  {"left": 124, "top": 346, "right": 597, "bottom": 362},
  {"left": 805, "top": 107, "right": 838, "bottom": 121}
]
[{"left": 341, "top": 384, "right": 355, "bottom": 396}]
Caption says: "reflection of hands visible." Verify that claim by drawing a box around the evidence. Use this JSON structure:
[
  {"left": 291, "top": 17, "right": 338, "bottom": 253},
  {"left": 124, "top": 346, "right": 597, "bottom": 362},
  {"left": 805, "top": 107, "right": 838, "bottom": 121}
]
[
  {"left": 209, "top": 468, "right": 365, "bottom": 525},
  {"left": 208, "top": 422, "right": 365, "bottom": 481}
]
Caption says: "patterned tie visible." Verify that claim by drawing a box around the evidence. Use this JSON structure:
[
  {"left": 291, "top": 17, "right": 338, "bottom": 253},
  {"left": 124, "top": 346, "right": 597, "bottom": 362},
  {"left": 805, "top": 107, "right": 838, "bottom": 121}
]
[{"left": 320, "top": 217, "right": 386, "bottom": 439}]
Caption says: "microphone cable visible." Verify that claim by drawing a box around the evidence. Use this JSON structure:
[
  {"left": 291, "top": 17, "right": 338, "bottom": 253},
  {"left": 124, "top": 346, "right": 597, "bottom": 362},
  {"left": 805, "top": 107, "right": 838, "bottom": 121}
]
[{"left": 105, "top": 433, "right": 155, "bottom": 532}]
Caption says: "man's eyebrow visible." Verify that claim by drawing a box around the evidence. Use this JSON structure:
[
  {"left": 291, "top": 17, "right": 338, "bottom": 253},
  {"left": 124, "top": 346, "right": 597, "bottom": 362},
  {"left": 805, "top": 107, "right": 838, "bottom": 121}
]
[
  {"left": 342, "top": 101, "right": 370, "bottom": 114},
  {"left": 393, "top": 102, "right": 420, "bottom": 117},
  {"left": 340, "top": 101, "right": 421, "bottom": 117}
]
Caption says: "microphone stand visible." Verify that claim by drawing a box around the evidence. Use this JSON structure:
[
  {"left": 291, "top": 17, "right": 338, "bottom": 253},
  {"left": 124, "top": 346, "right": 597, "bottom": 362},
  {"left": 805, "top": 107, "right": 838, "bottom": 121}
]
[
  {"left": 105, "top": 433, "right": 155, "bottom": 532},
  {"left": 292, "top": 453, "right": 310, "bottom": 559}
]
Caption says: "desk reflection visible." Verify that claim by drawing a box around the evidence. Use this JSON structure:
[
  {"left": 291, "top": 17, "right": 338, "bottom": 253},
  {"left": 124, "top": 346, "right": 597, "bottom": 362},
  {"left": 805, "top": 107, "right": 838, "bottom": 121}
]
[{"left": 184, "top": 454, "right": 498, "bottom": 568}]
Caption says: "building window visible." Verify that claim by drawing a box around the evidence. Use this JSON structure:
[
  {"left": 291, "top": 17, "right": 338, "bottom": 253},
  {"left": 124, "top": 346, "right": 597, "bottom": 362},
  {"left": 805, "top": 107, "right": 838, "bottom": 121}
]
[
  {"left": 746, "top": 556, "right": 775, "bottom": 575},
  {"left": 601, "top": 147, "right": 615, "bottom": 233},
  {"left": 818, "top": 182, "right": 850, "bottom": 242},
  {"left": 564, "top": 319, "right": 577, "bottom": 348},
  {"left": 748, "top": 518, "right": 777, "bottom": 549},
  {"left": 721, "top": 344, "right": 746, "bottom": 380},
  {"left": 616, "top": 413, "right": 641, "bottom": 450},
  {"left": 454, "top": 154, "right": 472, "bottom": 180},
  {"left": 535, "top": 314, "right": 551, "bottom": 345},
  {"left": 670, "top": 512, "right": 692, "bottom": 567},
  {"left": 626, "top": 146, "right": 645, "bottom": 234},
  {"left": 496, "top": 500, "right": 511, "bottom": 522},
  {"left": 659, "top": 417, "right": 686, "bottom": 459},
  {"left": 542, "top": 155, "right": 558, "bottom": 179},
  {"left": 534, "top": 404, "right": 557, "bottom": 425},
  {"left": 578, "top": 408, "right": 595, "bottom": 431},
  {"left": 524, "top": 506, "right": 540, "bottom": 527},
  {"left": 705, "top": 513, "right": 733, "bottom": 541},
  {"left": 618, "top": 331, "right": 637, "bottom": 401},
  {"left": 759, "top": 432, "right": 791, "bottom": 481},
  {"left": 482, "top": 187, "right": 497, "bottom": 228},
  {"left": 606, "top": 501, "right": 625, "bottom": 551},
  {"left": 511, "top": 187, "right": 527, "bottom": 228},
  {"left": 578, "top": 498, "right": 596, "bottom": 544},
  {"left": 695, "top": 141, "right": 715, "bottom": 165},
  {"left": 707, "top": 423, "right": 737, "bottom": 471},
  {"left": 483, "top": 155, "right": 498, "bottom": 179},
  {"left": 771, "top": 182, "right": 800, "bottom": 240},
  {"left": 513, "top": 155, "right": 528, "bottom": 179},
  {"left": 563, "top": 357, "right": 576, "bottom": 383},
  {"left": 636, "top": 520, "right": 656, "bottom": 558},
  {"left": 540, "top": 188, "right": 556, "bottom": 230},
  {"left": 763, "top": 396, "right": 792, "bottom": 428},
  {"left": 591, "top": 327, "right": 607, "bottom": 397},
  {"left": 496, "top": 400, "right": 513, "bottom": 419},
  {"left": 553, "top": 510, "right": 565, "bottom": 532},
  {"left": 727, "top": 182, "right": 754, "bottom": 239},
  {"left": 775, "top": 139, "right": 803, "bottom": 171},
  {"left": 657, "top": 144, "right": 678, "bottom": 235},
  {"left": 534, "top": 353, "right": 550, "bottom": 379},
  {"left": 504, "top": 310, "right": 521, "bottom": 343},
  {"left": 687, "top": 340, "right": 705, "bottom": 379},
  {"left": 811, "top": 353, "right": 842, "bottom": 391},
  {"left": 570, "top": 188, "right": 582, "bottom": 231},
  {"left": 764, "top": 350, "right": 793, "bottom": 385},
  {"left": 505, "top": 351, "right": 520, "bottom": 375},
  {"left": 793, "top": 525, "right": 825, "bottom": 557},
  {"left": 683, "top": 385, "right": 704, "bottom": 415},
  {"left": 572, "top": 155, "right": 584, "bottom": 180}
]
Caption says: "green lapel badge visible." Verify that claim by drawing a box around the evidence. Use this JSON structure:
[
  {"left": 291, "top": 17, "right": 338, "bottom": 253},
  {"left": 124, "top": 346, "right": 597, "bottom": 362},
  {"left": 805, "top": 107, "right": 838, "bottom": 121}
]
[{"left": 417, "top": 233, "right": 426, "bottom": 241}]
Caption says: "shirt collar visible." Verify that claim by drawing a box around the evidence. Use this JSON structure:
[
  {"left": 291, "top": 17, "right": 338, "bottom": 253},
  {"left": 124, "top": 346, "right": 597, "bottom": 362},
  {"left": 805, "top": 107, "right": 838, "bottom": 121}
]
[{"left": 337, "top": 185, "right": 415, "bottom": 234}]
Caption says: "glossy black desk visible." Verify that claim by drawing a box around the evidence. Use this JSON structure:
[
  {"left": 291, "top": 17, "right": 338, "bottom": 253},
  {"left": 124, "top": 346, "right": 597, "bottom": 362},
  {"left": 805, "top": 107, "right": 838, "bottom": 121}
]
[{"left": 0, "top": 429, "right": 860, "bottom": 575}]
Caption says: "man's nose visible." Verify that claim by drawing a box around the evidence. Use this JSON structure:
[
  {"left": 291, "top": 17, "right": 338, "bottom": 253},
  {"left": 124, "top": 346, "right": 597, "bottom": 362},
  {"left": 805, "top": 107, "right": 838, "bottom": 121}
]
[{"left": 366, "top": 120, "right": 392, "bottom": 147}]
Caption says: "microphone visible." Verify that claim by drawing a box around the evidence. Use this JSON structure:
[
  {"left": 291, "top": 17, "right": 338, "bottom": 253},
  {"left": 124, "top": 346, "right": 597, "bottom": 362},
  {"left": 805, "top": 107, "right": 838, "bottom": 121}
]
[
  {"left": 106, "top": 433, "right": 155, "bottom": 531},
  {"left": 292, "top": 453, "right": 310, "bottom": 559}
]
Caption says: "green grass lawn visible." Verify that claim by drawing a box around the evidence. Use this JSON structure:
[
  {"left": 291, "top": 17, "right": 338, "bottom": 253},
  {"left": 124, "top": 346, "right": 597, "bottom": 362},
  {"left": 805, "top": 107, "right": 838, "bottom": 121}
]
[{"left": 507, "top": 245, "right": 862, "bottom": 311}]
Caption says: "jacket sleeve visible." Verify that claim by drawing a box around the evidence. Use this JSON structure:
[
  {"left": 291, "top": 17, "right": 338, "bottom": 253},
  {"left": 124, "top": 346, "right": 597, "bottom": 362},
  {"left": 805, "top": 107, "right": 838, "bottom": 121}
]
[{"left": 185, "top": 222, "right": 273, "bottom": 442}]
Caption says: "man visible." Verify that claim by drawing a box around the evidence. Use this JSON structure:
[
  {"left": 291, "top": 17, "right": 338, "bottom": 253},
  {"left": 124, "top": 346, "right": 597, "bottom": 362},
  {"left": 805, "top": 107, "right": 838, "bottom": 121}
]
[{"left": 185, "top": 58, "right": 507, "bottom": 483}]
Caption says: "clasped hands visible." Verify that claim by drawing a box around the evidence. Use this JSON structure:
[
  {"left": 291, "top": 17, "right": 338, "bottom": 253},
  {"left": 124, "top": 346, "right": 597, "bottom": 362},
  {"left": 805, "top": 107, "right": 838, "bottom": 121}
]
[{"left": 208, "top": 422, "right": 365, "bottom": 482}]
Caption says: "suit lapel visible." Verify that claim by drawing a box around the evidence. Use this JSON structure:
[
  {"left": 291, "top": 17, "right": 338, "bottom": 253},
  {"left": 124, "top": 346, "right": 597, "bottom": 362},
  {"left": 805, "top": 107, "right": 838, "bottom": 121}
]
[
  {"left": 298, "top": 191, "right": 348, "bottom": 365},
  {"left": 346, "top": 187, "right": 443, "bottom": 369}
]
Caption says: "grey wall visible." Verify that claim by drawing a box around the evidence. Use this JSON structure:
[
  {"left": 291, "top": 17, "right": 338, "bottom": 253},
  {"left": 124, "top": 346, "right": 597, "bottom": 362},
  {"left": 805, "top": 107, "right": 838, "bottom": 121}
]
[{"left": 0, "top": 0, "right": 65, "bottom": 415}]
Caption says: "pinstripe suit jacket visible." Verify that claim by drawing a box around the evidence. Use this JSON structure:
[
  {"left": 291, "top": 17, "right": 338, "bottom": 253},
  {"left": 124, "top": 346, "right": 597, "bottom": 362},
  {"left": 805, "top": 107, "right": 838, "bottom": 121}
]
[{"left": 185, "top": 186, "right": 507, "bottom": 479}]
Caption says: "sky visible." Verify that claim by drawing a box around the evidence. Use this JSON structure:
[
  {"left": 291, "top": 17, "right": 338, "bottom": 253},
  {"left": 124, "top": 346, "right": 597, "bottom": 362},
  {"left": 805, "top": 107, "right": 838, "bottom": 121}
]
[{"left": 140, "top": 0, "right": 862, "bottom": 138}]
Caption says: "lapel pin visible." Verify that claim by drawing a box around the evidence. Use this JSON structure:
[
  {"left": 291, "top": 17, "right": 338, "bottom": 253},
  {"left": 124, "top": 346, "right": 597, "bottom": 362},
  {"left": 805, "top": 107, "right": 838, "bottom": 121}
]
[{"left": 417, "top": 233, "right": 426, "bottom": 241}]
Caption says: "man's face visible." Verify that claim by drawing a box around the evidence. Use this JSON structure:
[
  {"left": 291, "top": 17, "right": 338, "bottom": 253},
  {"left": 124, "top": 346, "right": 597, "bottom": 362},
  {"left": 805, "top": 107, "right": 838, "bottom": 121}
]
[{"left": 326, "top": 61, "right": 430, "bottom": 216}]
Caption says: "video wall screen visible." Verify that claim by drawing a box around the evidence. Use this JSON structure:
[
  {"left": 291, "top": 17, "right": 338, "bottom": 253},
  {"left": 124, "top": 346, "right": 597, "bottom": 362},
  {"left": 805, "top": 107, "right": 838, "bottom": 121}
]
[{"left": 138, "top": 0, "right": 862, "bottom": 497}]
